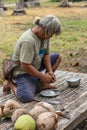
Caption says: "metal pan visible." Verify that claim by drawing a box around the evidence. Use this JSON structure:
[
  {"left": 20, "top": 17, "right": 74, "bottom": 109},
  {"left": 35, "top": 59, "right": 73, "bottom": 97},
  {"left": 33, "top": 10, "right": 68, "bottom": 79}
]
[
  {"left": 40, "top": 89, "right": 60, "bottom": 98},
  {"left": 66, "top": 77, "right": 81, "bottom": 87}
]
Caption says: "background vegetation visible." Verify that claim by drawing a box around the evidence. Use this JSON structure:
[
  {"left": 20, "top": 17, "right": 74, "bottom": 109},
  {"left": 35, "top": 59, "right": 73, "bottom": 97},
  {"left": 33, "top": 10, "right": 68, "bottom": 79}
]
[{"left": 0, "top": 1, "right": 87, "bottom": 84}]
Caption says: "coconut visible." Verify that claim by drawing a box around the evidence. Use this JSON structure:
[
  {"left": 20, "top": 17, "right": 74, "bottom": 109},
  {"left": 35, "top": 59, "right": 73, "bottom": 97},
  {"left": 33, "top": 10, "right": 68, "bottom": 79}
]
[
  {"left": 14, "top": 114, "right": 36, "bottom": 130},
  {"left": 0, "top": 107, "right": 3, "bottom": 118},
  {"left": 36, "top": 111, "right": 60, "bottom": 130},
  {"left": 11, "top": 108, "right": 29, "bottom": 123},
  {"left": 3, "top": 99, "right": 21, "bottom": 116},
  {"left": 0, "top": 105, "right": 4, "bottom": 118},
  {"left": 29, "top": 102, "right": 55, "bottom": 120},
  {"left": 35, "top": 102, "right": 55, "bottom": 112},
  {"left": 29, "top": 105, "right": 48, "bottom": 120}
]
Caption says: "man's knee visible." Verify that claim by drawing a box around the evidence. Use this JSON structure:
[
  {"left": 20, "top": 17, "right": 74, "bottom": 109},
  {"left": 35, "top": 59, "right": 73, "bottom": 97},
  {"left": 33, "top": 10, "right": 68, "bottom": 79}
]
[
  {"left": 58, "top": 54, "right": 62, "bottom": 63},
  {"left": 54, "top": 53, "right": 62, "bottom": 64}
]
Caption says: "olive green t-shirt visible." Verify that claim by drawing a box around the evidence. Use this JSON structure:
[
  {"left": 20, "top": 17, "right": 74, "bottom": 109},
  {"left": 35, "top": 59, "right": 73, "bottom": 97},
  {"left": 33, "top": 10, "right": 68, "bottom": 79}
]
[{"left": 12, "top": 29, "right": 49, "bottom": 76}]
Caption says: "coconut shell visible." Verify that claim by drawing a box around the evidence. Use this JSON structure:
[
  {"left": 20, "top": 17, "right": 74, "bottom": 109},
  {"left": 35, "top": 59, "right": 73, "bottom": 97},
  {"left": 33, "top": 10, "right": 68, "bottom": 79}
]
[
  {"left": 11, "top": 108, "right": 29, "bottom": 122},
  {"left": 36, "top": 112, "right": 59, "bottom": 130},
  {"left": 29, "top": 105, "right": 48, "bottom": 120},
  {"left": 3, "top": 99, "right": 21, "bottom": 116},
  {"left": 0, "top": 105, "right": 4, "bottom": 118},
  {"left": 0, "top": 107, "right": 3, "bottom": 118},
  {"left": 35, "top": 102, "right": 55, "bottom": 112}
]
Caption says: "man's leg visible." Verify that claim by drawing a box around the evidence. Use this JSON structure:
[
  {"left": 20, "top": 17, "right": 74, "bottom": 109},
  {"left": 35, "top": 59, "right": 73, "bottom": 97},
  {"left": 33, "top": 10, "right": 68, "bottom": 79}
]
[
  {"left": 3, "top": 80, "right": 17, "bottom": 95},
  {"left": 50, "top": 53, "right": 62, "bottom": 72},
  {"left": 3, "top": 74, "right": 38, "bottom": 103},
  {"left": 39, "top": 53, "right": 61, "bottom": 72},
  {"left": 3, "top": 53, "right": 61, "bottom": 97}
]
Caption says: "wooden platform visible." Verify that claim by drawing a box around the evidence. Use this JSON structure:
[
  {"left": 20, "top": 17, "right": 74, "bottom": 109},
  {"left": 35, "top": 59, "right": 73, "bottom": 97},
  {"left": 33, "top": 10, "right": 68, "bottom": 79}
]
[{"left": 0, "top": 70, "right": 87, "bottom": 130}]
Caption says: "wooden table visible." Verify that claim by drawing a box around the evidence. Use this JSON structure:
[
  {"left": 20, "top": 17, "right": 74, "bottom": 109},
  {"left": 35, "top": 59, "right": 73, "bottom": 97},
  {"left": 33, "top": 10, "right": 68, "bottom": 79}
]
[{"left": 0, "top": 70, "right": 87, "bottom": 130}]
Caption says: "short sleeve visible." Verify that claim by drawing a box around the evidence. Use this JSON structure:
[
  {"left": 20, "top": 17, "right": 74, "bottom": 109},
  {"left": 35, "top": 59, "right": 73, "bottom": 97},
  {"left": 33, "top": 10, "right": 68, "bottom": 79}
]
[{"left": 20, "top": 41, "right": 34, "bottom": 64}]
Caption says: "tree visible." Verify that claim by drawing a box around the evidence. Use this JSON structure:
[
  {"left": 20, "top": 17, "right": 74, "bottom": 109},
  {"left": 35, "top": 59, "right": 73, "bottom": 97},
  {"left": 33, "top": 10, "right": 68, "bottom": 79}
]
[
  {"left": 12, "top": 0, "right": 26, "bottom": 15},
  {"left": 0, "top": 0, "right": 7, "bottom": 11},
  {"left": 27, "top": 0, "right": 40, "bottom": 7},
  {"left": 12, "top": 0, "right": 40, "bottom": 15},
  {"left": 0, "top": 0, "right": 4, "bottom": 16},
  {"left": 60, "top": 0, "right": 70, "bottom": 7},
  {"left": 0, "top": 0, "right": 3, "bottom": 7},
  {"left": 23, "top": 0, "right": 40, "bottom": 8},
  {"left": 32, "top": 0, "right": 40, "bottom": 7}
]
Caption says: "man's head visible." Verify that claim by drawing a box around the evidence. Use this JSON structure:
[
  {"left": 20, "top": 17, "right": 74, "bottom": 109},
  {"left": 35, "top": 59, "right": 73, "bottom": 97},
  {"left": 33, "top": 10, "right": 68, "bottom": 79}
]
[{"left": 34, "top": 14, "right": 62, "bottom": 39}]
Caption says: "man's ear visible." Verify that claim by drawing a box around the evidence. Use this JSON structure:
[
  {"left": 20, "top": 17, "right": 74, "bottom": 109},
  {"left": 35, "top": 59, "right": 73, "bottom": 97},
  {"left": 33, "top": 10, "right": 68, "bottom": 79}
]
[{"left": 41, "top": 26, "right": 46, "bottom": 30}]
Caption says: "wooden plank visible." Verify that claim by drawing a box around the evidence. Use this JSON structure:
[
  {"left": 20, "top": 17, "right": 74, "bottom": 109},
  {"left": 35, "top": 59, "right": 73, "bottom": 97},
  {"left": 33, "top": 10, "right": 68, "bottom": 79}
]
[
  {"left": 51, "top": 70, "right": 87, "bottom": 130},
  {"left": 57, "top": 91, "right": 87, "bottom": 130},
  {"left": 57, "top": 100, "right": 87, "bottom": 130},
  {"left": 55, "top": 71, "right": 87, "bottom": 130},
  {"left": 0, "top": 70, "right": 87, "bottom": 130}
]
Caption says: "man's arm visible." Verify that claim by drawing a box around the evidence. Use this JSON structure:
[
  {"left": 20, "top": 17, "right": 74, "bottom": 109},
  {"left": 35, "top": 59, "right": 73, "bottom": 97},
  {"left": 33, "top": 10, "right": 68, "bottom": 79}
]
[
  {"left": 43, "top": 54, "right": 52, "bottom": 72},
  {"left": 42, "top": 54, "right": 56, "bottom": 82},
  {"left": 20, "top": 62, "right": 53, "bottom": 83}
]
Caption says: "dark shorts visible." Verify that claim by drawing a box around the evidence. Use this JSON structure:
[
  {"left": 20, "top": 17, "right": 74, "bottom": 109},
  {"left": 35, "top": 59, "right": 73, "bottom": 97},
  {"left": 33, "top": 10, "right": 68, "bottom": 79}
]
[{"left": 15, "top": 53, "right": 59, "bottom": 103}]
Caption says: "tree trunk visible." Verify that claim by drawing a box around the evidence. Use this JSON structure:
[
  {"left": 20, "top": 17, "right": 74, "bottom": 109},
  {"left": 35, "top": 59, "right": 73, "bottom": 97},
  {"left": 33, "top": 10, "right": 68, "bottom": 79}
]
[
  {"left": 34, "top": 0, "right": 40, "bottom": 7},
  {"left": 29, "top": 0, "right": 40, "bottom": 7},
  {"left": 0, "top": 0, "right": 4, "bottom": 15},
  {"left": 12, "top": 0, "right": 26, "bottom": 15},
  {"left": 0, "top": 0, "right": 4, "bottom": 8},
  {"left": 24, "top": 0, "right": 30, "bottom": 8},
  {"left": 60, "top": 0, "right": 70, "bottom": 7}
]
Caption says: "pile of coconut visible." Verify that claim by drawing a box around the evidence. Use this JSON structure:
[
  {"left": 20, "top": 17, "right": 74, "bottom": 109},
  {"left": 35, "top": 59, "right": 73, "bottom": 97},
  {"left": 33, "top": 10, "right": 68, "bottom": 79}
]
[{"left": 0, "top": 99, "right": 61, "bottom": 130}]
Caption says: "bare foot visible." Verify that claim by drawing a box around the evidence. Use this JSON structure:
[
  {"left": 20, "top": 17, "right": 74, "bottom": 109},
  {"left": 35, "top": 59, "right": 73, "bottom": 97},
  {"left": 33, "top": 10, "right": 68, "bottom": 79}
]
[{"left": 3, "top": 80, "right": 11, "bottom": 95}]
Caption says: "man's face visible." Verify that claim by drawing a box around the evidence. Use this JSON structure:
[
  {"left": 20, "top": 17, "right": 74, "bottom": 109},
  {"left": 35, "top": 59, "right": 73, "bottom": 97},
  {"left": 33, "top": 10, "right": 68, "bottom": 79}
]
[{"left": 38, "top": 27, "right": 53, "bottom": 40}]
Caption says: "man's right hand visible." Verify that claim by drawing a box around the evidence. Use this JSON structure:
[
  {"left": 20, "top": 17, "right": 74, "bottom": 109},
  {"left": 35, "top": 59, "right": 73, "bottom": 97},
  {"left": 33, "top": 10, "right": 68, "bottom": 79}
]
[{"left": 41, "top": 73, "right": 54, "bottom": 83}]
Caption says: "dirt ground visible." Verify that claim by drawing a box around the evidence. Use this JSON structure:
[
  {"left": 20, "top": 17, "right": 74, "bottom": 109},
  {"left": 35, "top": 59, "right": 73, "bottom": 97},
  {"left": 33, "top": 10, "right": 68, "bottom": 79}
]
[{"left": 59, "top": 48, "right": 87, "bottom": 74}]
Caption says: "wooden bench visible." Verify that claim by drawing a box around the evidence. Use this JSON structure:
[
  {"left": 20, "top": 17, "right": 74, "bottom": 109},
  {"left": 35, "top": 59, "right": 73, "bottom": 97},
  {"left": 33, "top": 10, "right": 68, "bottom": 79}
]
[{"left": 0, "top": 70, "right": 87, "bottom": 130}]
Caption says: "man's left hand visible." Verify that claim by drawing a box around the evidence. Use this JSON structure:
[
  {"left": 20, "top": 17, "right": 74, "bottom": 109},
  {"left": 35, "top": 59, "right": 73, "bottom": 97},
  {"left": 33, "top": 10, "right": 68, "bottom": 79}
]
[{"left": 48, "top": 71, "right": 56, "bottom": 83}]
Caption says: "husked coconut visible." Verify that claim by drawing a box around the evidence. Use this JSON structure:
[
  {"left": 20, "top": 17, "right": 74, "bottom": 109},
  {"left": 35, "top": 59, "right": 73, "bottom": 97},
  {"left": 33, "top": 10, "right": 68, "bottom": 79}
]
[
  {"left": 0, "top": 105, "right": 4, "bottom": 118},
  {"left": 11, "top": 108, "right": 29, "bottom": 122},
  {"left": 36, "top": 111, "right": 60, "bottom": 130},
  {"left": 3, "top": 99, "right": 21, "bottom": 116},
  {"left": 35, "top": 102, "right": 55, "bottom": 112},
  {"left": 29, "top": 105, "right": 48, "bottom": 120},
  {"left": 29, "top": 102, "right": 55, "bottom": 120}
]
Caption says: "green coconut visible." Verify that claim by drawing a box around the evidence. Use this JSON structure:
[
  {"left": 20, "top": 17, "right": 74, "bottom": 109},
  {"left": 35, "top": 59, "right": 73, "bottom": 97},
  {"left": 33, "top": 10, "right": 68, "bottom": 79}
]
[{"left": 14, "top": 114, "right": 36, "bottom": 130}]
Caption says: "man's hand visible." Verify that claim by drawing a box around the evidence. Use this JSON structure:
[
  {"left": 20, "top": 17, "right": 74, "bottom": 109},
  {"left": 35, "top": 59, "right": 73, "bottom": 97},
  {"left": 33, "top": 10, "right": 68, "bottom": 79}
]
[
  {"left": 48, "top": 71, "right": 56, "bottom": 83},
  {"left": 41, "top": 73, "right": 53, "bottom": 83},
  {"left": 41, "top": 72, "right": 56, "bottom": 83}
]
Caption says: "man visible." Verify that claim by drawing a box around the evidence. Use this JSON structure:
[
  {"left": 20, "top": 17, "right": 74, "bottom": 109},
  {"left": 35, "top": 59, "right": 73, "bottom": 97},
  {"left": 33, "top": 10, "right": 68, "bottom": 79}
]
[{"left": 3, "top": 14, "right": 62, "bottom": 103}]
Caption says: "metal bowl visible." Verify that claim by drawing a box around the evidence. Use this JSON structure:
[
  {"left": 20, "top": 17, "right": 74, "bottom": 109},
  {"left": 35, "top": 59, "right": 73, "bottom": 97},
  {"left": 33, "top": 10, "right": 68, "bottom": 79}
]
[
  {"left": 40, "top": 89, "right": 60, "bottom": 97},
  {"left": 66, "top": 77, "right": 81, "bottom": 87}
]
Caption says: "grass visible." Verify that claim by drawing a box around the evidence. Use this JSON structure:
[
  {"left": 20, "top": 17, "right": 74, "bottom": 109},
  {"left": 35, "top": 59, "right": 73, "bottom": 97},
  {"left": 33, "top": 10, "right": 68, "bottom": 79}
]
[
  {"left": 4, "top": 0, "right": 15, "bottom": 4},
  {"left": 0, "top": 1, "right": 87, "bottom": 83},
  {"left": 41, "top": 0, "right": 60, "bottom": 6}
]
